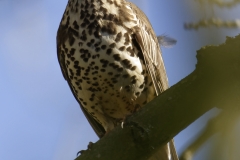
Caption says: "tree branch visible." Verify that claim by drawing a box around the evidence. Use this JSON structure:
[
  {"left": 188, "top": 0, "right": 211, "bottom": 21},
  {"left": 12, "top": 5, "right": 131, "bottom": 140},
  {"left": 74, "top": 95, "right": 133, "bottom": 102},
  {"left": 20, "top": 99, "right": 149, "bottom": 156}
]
[{"left": 76, "top": 34, "right": 240, "bottom": 160}]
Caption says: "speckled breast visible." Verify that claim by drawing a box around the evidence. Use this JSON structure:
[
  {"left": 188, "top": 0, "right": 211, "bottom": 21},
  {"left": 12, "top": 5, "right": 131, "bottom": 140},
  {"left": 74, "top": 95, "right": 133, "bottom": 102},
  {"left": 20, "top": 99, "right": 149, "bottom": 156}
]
[{"left": 59, "top": 0, "right": 156, "bottom": 130}]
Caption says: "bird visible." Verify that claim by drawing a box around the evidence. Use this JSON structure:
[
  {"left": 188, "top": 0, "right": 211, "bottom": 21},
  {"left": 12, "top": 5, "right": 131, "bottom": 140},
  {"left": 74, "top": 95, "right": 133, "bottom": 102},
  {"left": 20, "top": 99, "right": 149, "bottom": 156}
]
[{"left": 57, "top": 0, "right": 178, "bottom": 159}]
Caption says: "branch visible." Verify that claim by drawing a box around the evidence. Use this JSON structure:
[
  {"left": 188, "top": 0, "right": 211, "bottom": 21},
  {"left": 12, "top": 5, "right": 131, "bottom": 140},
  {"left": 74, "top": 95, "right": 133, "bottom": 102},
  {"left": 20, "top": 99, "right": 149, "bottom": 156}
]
[{"left": 76, "top": 34, "right": 240, "bottom": 160}]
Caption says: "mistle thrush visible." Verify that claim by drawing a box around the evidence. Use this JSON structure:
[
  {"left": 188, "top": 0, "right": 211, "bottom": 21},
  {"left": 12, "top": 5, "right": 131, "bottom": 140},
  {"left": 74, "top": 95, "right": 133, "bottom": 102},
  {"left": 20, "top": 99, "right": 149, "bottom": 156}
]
[{"left": 57, "top": 0, "right": 178, "bottom": 159}]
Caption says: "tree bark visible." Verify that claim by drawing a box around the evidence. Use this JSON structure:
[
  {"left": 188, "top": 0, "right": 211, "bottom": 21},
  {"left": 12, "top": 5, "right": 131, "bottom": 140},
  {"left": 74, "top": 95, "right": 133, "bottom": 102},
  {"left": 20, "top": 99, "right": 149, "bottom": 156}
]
[{"left": 76, "top": 34, "right": 240, "bottom": 160}]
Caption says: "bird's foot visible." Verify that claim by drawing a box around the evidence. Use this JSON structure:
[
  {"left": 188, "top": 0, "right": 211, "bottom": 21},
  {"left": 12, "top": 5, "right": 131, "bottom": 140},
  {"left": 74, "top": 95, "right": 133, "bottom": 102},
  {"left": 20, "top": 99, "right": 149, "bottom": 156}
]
[
  {"left": 120, "top": 115, "right": 131, "bottom": 129},
  {"left": 121, "top": 121, "right": 124, "bottom": 128},
  {"left": 76, "top": 142, "right": 94, "bottom": 157}
]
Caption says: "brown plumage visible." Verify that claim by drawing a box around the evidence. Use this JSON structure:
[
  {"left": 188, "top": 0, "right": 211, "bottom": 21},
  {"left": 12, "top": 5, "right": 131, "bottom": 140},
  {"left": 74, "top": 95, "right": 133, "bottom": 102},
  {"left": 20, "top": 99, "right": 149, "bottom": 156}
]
[{"left": 57, "top": 0, "right": 178, "bottom": 159}]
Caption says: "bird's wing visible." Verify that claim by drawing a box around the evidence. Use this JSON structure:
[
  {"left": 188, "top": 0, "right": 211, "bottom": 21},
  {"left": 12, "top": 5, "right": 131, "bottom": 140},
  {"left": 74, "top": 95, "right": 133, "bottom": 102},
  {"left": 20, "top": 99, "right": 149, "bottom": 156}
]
[
  {"left": 56, "top": 18, "right": 105, "bottom": 138},
  {"left": 129, "top": 2, "right": 168, "bottom": 95},
  {"left": 128, "top": 2, "right": 178, "bottom": 160}
]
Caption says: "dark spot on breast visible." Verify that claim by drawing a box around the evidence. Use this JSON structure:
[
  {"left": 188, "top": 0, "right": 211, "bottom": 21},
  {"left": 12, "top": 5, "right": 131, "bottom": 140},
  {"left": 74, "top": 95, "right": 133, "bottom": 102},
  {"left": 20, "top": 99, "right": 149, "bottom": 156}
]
[
  {"left": 66, "top": 60, "right": 70, "bottom": 65},
  {"left": 95, "top": 47, "right": 100, "bottom": 52},
  {"left": 101, "top": 21, "right": 116, "bottom": 34},
  {"left": 143, "top": 87, "right": 148, "bottom": 92},
  {"left": 94, "top": 31, "right": 101, "bottom": 38},
  {"left": 81, "top": 22, "right": 87, "bottom": 28},
  {"left": 149, "top": 81, "right": 153, "bottom": 86},
  {"left": 131, "top": 66, "right": 137, "bottom": 71},
  {"left": 108, "top": 72, "right": 113, "bottom": 75},
  {"left": 74, "top": 61, "right": 79, "bottom": 65},
  {"left": 115, "top": 32, "right": 122, "bottom": 42},
  {"left": 124, "top": 33, "right": 130, "bottom": 45},
  {"left": 99, "top": 6, "right": 107, "bottom": 13},
  {"left": 122, "top": 74, "right": 128, "bottom": 78},
  {"left": 113, "top": 54, "right": 121, "bottom": 61},
  {"left": 101, "top": 45, "right": 107, "bottom": 50},
  {"left": 71, "top": 57, "right": 75, "bottom": 61},
  {"left": 106, "top": 48, "right": 112, "bottom": 55},
  {"left": 117, "top": 67, "right": 123, "bottom": 72},
  {"left": 68, "top": 27, "right": 79, "bottom": 37},
  {"left": 70, "top": 48, "right": 76, "bottom": 55},
  {"left": 92, "top": 82, "right": 99, "bottom": 86},
  {"left": 80, "top": 35, "right": 87, "bottom": 41},
  {"left": 114, "top": 74, "right": 120, "bottom": 77},
  {"left": 126, "top": 47, "right": 135, "bottom": 57},
  {"left": 80, "top": 10, "right": 85, "bottom": 19},
  {"left": 83, "top": 58, "right": 89, "bottom": 62},
  {"left": 122, "top": 59, "right": 130, "bottom": 65},
  {"left": 109, "top": 43, "right": 116, "bottom": 48},
  {"left": 90, "top": 14, "right": 95, "bottom": 20},
  {"left": 119, "top": 46, "right": 125, "bottom": 51},
  {"left": 139, "top": 84, "right": 144, "bottom": 89},
  {"left": 73, "top": 20, "right": 79, "bottom": 30},
  {"left": 87, "top": 42, "right": 91, "bottom": 47},
  {"left": 68, "top": 36, "right": 75, "bottom": 46},
  {"left": 131, "top": 79, "right": 137, "bottom": 84},
  {"left": 94, "top": 41, "right": 101, "bottom": 47}
]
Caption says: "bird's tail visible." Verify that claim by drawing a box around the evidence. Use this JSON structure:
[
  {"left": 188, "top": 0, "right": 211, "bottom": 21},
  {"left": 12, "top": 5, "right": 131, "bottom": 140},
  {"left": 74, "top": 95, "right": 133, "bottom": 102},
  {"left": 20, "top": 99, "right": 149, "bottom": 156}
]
[{"left": 148, "top": 139, "right": 179, "bottom": 160}]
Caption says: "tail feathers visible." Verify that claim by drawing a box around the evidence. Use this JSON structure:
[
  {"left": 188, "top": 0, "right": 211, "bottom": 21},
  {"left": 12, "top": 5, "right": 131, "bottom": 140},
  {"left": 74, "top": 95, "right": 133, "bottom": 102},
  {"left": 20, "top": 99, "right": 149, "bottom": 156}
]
[{"left": 170, "top": 139, "right": 179, "bottom": 160}]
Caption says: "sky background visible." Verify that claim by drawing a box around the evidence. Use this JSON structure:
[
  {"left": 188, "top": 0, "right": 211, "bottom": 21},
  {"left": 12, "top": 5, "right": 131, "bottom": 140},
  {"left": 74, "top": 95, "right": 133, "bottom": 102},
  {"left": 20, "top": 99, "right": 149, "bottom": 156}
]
[{"left": 0, "top": 0, "right": 240, "bottom": 160}]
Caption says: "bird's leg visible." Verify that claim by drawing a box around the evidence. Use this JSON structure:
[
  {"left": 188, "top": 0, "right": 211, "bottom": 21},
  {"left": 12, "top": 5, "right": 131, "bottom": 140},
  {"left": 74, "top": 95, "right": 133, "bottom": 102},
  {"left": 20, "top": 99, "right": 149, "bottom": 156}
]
[
  {"left": 120, "top": 114, "right": 133, "bottom": 129},
  {"left": 104, "top": 128, "right": 112, "bottom": 136},
  {"left": 122, "top": 104, "right": 141, "bottom": 128}
]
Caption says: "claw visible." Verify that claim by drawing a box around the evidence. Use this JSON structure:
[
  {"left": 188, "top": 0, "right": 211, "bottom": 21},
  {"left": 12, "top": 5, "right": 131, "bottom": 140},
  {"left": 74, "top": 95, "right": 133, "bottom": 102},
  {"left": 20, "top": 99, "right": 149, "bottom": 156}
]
[
  {"left": 76, "top": 142, "right": 94, "bottom": 157},
  {"left": 121, "top": 121, "right": 124, "bottom": 128}
]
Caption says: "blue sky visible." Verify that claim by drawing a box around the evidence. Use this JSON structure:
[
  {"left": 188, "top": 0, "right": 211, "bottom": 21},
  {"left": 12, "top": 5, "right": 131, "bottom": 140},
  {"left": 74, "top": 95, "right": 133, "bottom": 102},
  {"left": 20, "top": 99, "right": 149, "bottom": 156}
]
[{"left": 0, "top": 0, "right": 239, "bottom": 160}]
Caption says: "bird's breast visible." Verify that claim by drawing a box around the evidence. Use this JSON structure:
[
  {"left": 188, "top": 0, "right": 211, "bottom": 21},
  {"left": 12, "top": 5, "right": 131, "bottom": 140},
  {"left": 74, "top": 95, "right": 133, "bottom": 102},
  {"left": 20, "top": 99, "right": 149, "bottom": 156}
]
[{"left": 59, "top": 0, "right": 156, "bottom": 121}]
